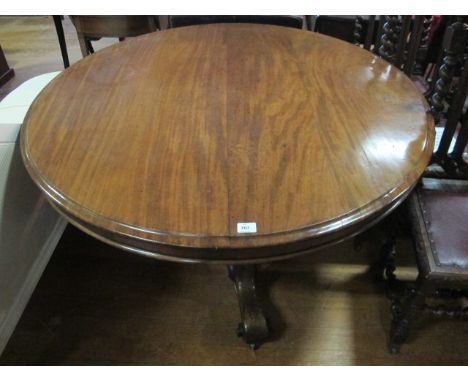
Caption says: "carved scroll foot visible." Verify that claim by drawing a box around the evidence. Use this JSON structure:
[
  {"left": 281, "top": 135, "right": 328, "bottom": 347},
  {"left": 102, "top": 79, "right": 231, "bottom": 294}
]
[
  {"left": 228, "top": 265, "right": 271, "bottom": 350},
  {"left": 389, "top": 298, "right": 410, "bottom": 354},
  {"left": 389, "top": 277, "right": 428, "bottom": 353}
]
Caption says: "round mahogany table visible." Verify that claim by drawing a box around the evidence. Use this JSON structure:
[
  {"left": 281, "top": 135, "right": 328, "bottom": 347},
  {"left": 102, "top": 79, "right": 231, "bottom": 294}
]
[{"left": 21, "top": 24, "right": 434, "bottom": 348}]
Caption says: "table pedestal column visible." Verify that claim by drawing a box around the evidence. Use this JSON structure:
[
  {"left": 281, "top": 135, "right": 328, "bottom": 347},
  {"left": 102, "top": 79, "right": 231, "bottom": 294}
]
[{"left": 228, "top": 264, "right": 271, "bottom": 349}]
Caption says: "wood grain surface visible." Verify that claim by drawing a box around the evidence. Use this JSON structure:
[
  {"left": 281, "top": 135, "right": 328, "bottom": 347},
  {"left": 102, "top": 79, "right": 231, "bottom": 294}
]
[{"left": 21, "top": 24, "right": 435, "bottom": 262}]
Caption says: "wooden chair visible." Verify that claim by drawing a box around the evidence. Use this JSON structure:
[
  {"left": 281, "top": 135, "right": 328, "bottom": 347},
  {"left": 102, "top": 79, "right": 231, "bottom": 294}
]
[
  {"left": 383, "top": 20, "right": 468, "bottom": 353},
  {"left": 314, "top": 15, "right": 385, "bottom": 49},
  {"left": 70, "top": 16, "right": 159, "bottom": 57},
  {"left": 352, "top": 16, "right": 380, "bottom": 49},
  {"left": 168, "top": 15, "right": 304, "bottom": 29},
  {"left": 52, "top": 16, "right": 70, "bottom": 68},
  {"left": 341, "top": 16, "right": 442, "bottom": 81},
  {"left": 424, "top": 16, "right": 462, "bottom": 96},
  {"left": 315, "top": 15, "right": 366, "bottom": 43},
  {"left": 372, "top": 16, "right": 437, "bottom": 76},
  {"left": 0, "top": 44, "right": 14, "bottom": 86},
  {"left": 316, "top": 16, "right": 436, "bottom": 78}
]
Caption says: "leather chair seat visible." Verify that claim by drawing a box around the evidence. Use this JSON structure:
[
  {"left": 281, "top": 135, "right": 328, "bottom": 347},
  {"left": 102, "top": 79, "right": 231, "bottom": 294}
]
[{"left": 413, "top": 178, "right": 468, "bottom": 276}]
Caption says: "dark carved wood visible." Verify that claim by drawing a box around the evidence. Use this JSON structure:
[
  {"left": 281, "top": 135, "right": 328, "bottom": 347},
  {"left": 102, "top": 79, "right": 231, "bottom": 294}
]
[
  {"left": 434, "top": 288, "right": 468, "bottom": 300},
  {"left": 353, "top": 16, "right": 364, "bottom": 46},
  {"left": 425, "top": 17, "right": 458, "bottom": 98},
  {"left": 413, "top": 16, "right": 434, "bottom": 75},
  {"left": 391, "top": 280, "right": 468, "bottom": 353},
  {"left": 389, "top": 276, "right": 430, "bottom": 354},
  {"left": 386, "top": 179, "right": 468, "bottom": 353},
  {"left": 421, "top": 16, "right": 433, "bottom": 51},
  {"left": 388, "top": 194, "right": 430, "bottom": 353},
  {"left": 403, "top": 16, "right": 425, "bottom": 76},
  {"left": 423, "top": 304, "right": 468, "bottom": 318},
  {"left": 228, "top": 265, "right": 271, "bottom": 349},
  {"left": 0, "top": 44, "right": 14, "bottom": 87},
  {"left": 432, "top": 48, "right": 468, "bottom": 174},
  {"left": 384, "top": 19, "right": 468, "bottom": 355},
  {"left": 379, "top": 209, "right": 413, "bottom": 298},
  {"left": 394, "top": 16, "right": 411, "bottom": 69},
  {"left": 363, "top": 16, "right": 376, "bottom": 51},
  {"left": 380, "top": 215, "right": 398, "bottom": 287},
  {"left": 430, "top": 57, "right": 456, "bottom": 118},
  {"left": 423, "top": 163, "right": 468, "bottom": 180},
  {"left": 391, "top": 281, "right": 468, "bottom": 352},
  {"left": 430, "top": 19, "right": 466, "bottom": 121},
  {"left": 451, "top": 111, "right": 468, "bottom": 172},
  {"left": 378, "top": 16, "right": 401, "bottom": 64},
  {"left": 351, "top": 16, "right": 378, "bottom": 51},
  {"left": 373, "top": 16, "right": 385, "bottom": 54}
]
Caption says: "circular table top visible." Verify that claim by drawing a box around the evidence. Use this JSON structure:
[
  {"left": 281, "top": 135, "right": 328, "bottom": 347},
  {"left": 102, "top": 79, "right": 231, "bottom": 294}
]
[{"left": 21, "top": 23, "right": 434, "bottom": 263}]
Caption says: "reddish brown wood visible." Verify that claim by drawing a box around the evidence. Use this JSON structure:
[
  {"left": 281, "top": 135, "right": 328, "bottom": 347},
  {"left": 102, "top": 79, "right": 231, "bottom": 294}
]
[{"left": 21, "top": 24, "right": 435, "bottom": 263}]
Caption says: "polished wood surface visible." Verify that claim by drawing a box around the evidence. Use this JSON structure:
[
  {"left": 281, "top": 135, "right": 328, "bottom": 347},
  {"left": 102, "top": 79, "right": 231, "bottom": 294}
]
[
  {"left": 21, "top": 24, "right": 434, "bottom": 262},
  {"left": 2, "top": 17, "right": 466, "bottom": 364}
]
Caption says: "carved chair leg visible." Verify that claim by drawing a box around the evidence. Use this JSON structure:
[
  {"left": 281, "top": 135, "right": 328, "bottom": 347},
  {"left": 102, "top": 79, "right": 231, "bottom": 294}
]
[
  {"left": 389, "top": 275, "right": 429, "bottom": 353},
  {"left": 86, "top": 39, "right": 95, "bottom": 54},
  {"left": 77, "top": 32, "right": 89, "bottom": 57},
  {"left": 228, "top": 264, "right": 271, "bottom": 350},
  {"left": 353, "top": 232, "right": 366, "bottom": 251},
  {"left": 378, "top": 212, "right": 399, "bottom": 289}
]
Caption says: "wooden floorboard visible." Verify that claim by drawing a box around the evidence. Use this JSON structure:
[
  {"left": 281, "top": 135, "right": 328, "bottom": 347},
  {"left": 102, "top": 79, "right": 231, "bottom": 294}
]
[{"left": 1, "top": 16, "right": 468, "bottom": 366}]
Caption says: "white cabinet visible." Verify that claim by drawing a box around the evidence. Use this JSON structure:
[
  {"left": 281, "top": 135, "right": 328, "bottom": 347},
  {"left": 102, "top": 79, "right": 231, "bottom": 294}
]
[{"left": 0, "top": 72, "right": 66, "bottom": 354}]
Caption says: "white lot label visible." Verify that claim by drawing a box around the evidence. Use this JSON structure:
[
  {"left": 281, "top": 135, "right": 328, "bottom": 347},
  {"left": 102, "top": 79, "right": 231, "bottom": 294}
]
[{"left": 237, "top": 222, "right": 257, "bottom": 233}]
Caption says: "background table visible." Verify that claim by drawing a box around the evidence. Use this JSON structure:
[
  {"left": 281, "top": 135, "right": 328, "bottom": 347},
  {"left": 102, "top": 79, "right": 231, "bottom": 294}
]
[{"left": 21, "top": 24, "right": 434, "bottom": 348}]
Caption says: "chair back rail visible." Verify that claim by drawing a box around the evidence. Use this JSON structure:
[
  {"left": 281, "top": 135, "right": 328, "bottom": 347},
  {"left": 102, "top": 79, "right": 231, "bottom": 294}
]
[
  {"left": 363, "top": 15, "right": 376, "bottom": 50},
  {"left": 353, "top": 16, "right": 364, "bottom": 45},
  {"left": 71, "top": 16, "right": 158, "bottom": 38},
  {"left": 403, "top": 16, "right": 425, "bottom": 75},
  {"left": 429, "top": 18, "right": 468, "bottom": 121},
  {"left": 168, "top": 15, "right": 304, "bottom": 29},
  {"left": 334, "top": 16, "right": 440, "bottom": 77},
  {"left": 352, "top": 15, "right": 428, "bottom": 76},
  {"left": 434, "top": 57, "right": 468, "bottom": 158},
  {"left": 394, "top": 16, "right": 412, "bottom": 68},
  {"left": 377, "top": 16, "right": 428, "bottom": 73},
  {"left": 378, "top": 16, "right": 402, "bottom": 63},
  {"left": 413, "top": 16, "right": 434, "bottom": 75},
  {"left": 425, "top": 16, "right": 459, "bottom": 95},
  {"left": 373, "top": 16, "right": 385, "bottom": 54},
  {"left": 70, "top": 16, "right": 159, "bottom": 56},
  {"left": 452, "top": 111, "right": 468, "bottom": 165},
  {"left": 429, "top": 18, "right": 468, "bottom": 177},
  {"left": 315, "top": 16, "right": 357, "bottom": 42}
]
